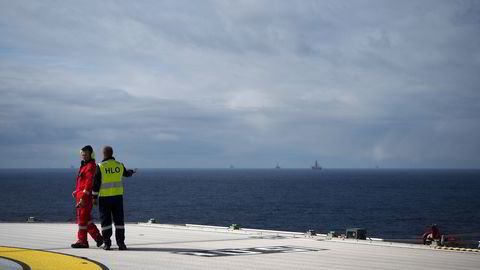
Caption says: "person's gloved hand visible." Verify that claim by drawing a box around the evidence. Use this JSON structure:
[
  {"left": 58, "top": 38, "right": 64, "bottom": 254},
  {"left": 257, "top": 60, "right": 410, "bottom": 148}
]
[{"left": 76, "top": 198, "right": 85, "bottom": 208}]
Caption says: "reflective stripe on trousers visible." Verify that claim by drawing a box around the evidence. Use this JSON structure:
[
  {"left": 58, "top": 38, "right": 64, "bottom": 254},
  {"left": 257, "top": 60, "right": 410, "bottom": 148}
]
[
  {"left": 102, "top": 225, "right": 112, "bottom": 231},
  {"left": 102, "top": 224, "right": 124, "bottom": 230}
]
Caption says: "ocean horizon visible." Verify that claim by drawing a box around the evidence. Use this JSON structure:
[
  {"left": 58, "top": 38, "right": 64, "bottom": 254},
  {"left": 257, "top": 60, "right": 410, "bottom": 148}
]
[{"left": 1, "top": 168, "right": 479, "bottom": 241}]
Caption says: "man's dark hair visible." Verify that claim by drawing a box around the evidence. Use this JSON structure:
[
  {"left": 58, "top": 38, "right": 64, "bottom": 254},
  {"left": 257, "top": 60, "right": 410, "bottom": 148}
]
[
  {"left": 103, "top": 145, "right": 113, "bottom": 157},
  {"left": 81, "top": 145, "right": 93, "bottom": 153}
]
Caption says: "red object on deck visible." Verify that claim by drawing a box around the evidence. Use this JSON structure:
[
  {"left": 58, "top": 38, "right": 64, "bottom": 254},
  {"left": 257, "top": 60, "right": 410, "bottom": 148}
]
[{"left": 422, "top": 224, "right": 441, "bottom": 244}]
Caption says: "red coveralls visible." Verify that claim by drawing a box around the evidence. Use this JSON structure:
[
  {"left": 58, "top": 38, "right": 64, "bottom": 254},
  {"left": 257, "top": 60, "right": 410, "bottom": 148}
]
[{"left": 73, "top": 159, "right": 101, "bottom": 244}]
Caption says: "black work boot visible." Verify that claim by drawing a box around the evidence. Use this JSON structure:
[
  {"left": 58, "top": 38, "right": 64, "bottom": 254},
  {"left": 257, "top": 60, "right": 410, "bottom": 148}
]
[
  {"left": 103, "top": 240, "right": 111, "bottom": 250},
  {"left": 71, "top": 241, "right": 89, "bottom": 248},
  {"left": 118, "top": 242, "right": 127, "bottom": 250},
  {"left": 96, "top": 236, "right": 104, "bottom": 247}
]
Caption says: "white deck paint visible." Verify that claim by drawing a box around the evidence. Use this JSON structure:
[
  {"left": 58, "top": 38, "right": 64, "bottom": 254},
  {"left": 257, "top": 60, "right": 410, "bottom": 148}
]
[{"left": 1, "top": 223, "right": 479, "bottom": 270}]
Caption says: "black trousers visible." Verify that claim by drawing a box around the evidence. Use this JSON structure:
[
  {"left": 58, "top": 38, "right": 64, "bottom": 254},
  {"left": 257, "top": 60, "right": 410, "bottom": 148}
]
[{"left": 99, "top": 195, "right": 125, "bottom": 244}]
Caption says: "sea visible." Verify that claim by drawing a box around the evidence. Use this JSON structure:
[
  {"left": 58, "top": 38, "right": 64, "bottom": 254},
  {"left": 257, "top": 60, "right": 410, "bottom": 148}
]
[{"left": 1, "top": 168, "right": 479, "bottom": 241}]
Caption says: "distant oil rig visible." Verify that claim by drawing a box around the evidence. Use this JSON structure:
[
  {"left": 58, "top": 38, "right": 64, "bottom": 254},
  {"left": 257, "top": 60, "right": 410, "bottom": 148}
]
[{"left": 311, "top": 160, "right": 322, "bottom": 170}]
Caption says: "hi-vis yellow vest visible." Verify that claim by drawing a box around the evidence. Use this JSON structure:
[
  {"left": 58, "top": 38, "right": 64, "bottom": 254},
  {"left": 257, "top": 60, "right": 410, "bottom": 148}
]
[{"left": 98, "top": 159, "right": 124, "bottom": 197}]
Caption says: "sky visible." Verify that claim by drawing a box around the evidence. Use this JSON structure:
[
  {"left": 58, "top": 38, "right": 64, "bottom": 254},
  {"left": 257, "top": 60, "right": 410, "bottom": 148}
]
[{"left": 0, "top": 0, "right": 479, "bottom": 169}]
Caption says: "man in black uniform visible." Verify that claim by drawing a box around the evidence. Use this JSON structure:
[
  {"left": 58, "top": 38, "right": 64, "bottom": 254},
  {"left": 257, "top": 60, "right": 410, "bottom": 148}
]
[{"left": 92, "top": 145, "right": 136, "bottom": 250}]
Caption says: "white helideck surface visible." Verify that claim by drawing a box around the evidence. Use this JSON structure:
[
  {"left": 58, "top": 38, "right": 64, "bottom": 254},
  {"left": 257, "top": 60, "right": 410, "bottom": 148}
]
[{"left": 0, "top": 223, "right": 479, "bottom": 270}]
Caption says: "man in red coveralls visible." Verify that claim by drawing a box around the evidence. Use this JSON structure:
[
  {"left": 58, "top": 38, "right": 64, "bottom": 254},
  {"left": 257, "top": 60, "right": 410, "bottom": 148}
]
[{"left": 71, "top": 145, "right": 104, "bottom": 248}]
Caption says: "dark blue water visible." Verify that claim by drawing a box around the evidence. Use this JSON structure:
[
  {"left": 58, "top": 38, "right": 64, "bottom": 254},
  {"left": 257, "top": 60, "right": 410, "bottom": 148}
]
[{"left": 1, "top": 169, "right": 479, "bottom": 239}]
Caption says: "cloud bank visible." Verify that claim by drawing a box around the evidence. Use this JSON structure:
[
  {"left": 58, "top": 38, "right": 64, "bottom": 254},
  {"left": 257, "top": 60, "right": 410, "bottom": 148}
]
[{"left": 1, "top": 0, "right": 479, "bottom": 168}]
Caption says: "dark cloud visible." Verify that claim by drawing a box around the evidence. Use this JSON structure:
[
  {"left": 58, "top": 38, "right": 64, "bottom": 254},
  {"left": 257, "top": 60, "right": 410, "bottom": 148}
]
[{"left": 0, "top": 0, "right": 479, "bottom": 168}]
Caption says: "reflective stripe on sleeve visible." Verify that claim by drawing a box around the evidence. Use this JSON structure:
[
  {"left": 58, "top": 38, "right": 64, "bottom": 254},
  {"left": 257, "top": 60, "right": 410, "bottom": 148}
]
[
  {"left": 115, "top": 225, "right": 125, "bottom": 229},
  {"left": 78, "top": 225, "right": 88, "bottom": 230},
  {"left": 92, "top": 191, "right": 99, "bottom": 195}
]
